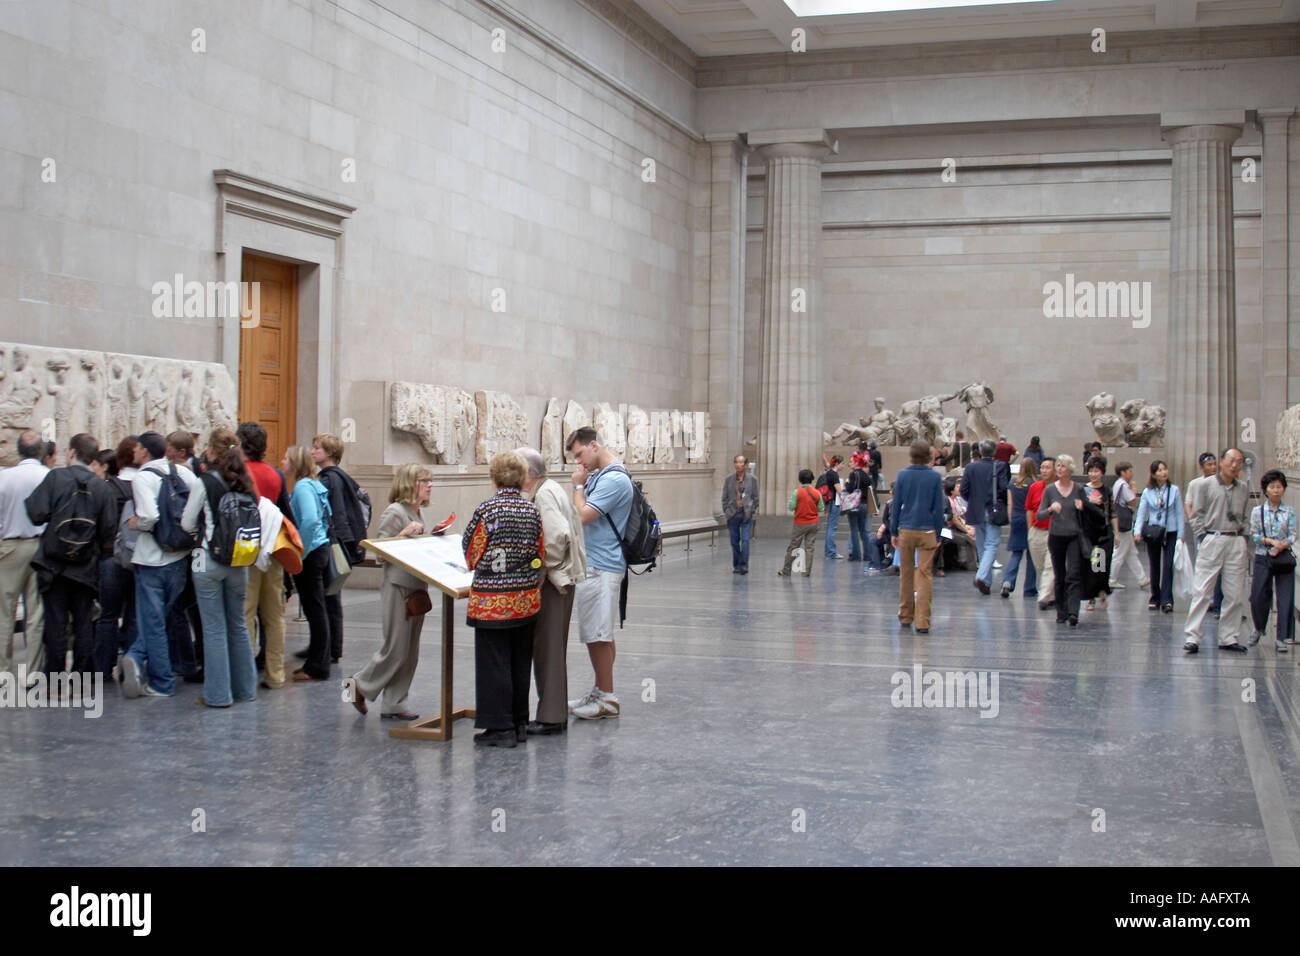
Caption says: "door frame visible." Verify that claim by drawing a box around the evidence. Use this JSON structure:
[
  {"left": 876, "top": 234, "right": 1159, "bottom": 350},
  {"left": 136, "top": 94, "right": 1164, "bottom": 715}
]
[{"left": 214, "top": 170, "right": 354, "bottom": 446}]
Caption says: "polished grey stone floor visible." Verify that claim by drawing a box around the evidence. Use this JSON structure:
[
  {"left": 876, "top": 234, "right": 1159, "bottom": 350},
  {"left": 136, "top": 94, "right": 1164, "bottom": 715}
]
[{"left": 5, "top": 529, "right": 1300, "bottom": 866}]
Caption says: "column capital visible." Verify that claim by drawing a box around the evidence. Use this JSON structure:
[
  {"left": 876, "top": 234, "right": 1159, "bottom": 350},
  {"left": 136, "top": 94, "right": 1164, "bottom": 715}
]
[
  {"left": 748, "top": 128, "right": 836, "bottom": 162},
  {"left": 1257, "top": 107, "right": 1296, "bottom": 129},
  {"left": 1160, "top": 109, "right": 1247, "bottom": 145}
]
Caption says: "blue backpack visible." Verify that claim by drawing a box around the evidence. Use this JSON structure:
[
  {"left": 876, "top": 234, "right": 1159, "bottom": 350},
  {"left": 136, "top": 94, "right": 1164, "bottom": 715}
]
[{"left": 153, "top": 464, "right": 198, "bottom": 552}]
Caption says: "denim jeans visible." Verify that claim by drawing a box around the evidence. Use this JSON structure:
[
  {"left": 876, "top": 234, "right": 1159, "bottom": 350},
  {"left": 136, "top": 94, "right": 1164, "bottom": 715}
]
[
  {"left": 728, "top": 514, "right": 752, "bottom": 569},
  {"left": 824, "top": 501, "right": 841, "bottom": 556},
  {"left": 126, "top": 559, "right": 189, "bottom": 694},
  {"left": 973, "top": 520, "right": 1001, "bottom": 586},
  {"left": 1002, "top": 549, "right": 1037, "bottom": 594},
  {"left": 93, "top": 559, "right": 135, "bottom": 678},
  {"left": 193, "top": 560, "right": 258, "bottom": 706},
  {"left": 846, "top": 510, "right": 869, "bottom": 560}
]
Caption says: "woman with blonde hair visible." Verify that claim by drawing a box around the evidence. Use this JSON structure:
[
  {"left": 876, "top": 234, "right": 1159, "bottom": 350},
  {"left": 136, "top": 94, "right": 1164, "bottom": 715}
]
[
  {"left": 1000, "top": 457, "right": 1038, "bottom": 598},
  {"left": 1038, "top": 454, "right": 1087, "bottom": 627},
  {"left": 281, "top": 445, "right": 334, "bottom": 681},
  {"left": 347, "top": 464, "right": 434, "bottom": 721},
  {"left": 463, "top": 452, "right": 544, "bottom": 748}
]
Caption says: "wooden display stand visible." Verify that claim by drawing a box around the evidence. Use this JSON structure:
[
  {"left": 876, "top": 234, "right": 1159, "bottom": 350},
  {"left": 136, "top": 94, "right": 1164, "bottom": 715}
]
[{"left": 361, "top": 537, "right": 475, "bottom": 742}]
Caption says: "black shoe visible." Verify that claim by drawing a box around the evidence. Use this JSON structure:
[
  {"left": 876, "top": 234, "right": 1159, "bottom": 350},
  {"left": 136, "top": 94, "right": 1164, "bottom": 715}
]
[
  {"left": 1184, "top": 641, "right": 1199, "bottom": 654},
  {"left": 847, "top": 556, "right": 861, "bottom": 562},
  {"left": 474, "top": 729, "right": 517, "bottom": 748},
  {"left": 1218, "top": 642, "right": 1247, "bottom": 653},
  {"left": 1067, "top": 616, "right": 1078, "bottom": 627},
  {"left": 182, "top": 670, "right": 204, "bottom": 684},
  {"left": 975, "top": 579, "right": 991, "bottom": 595},
  {"left": 739, "top": 567, "right": 748, "bottom": 575},
  {"left": 526, "top": 720, "right": 566, "bottom": 735},
  {"left": 515, "top": 723, "right": 528, "bottom": 743},
  {"left": 733, "top": 567, "right": 741, "bottom": 574},
  {"left": 1000, "top": 584, "right": 1011, "bottom": 598},
  {"left": 914, "top": 627, "right": 929, "bottom": 634},
  {"left": 294, "top": 648, "right": 309, "bottom": 659},
  {"left": 1057, "top": 616, "right": 1068, "bottom": 624},
  {"left": 331, "top": 656, "right": 341, "bottom": 664},
  {"left": 1210, "top": 608, "right": 1221, "bottom": 618},
  {"left": 1162, "top": 604, "right": 1174, "bottom": 614}
]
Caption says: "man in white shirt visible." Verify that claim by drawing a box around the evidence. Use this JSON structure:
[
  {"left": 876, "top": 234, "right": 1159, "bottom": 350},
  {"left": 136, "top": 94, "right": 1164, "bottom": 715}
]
[
  {"left": 119, "top": 431, "right": 203, "bottom": 698},
  {"left": 0, "top": 431, "right": 49, "bottom": 680}
]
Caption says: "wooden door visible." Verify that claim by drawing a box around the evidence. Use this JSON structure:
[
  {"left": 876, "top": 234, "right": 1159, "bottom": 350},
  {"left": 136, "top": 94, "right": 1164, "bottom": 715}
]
[{"left": 238, "top": 253, "right": 298, "bottom": 464}]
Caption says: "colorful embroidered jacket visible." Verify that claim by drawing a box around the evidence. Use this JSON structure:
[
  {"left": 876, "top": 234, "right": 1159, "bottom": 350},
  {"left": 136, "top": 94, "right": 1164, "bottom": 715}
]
[{"left": 462, "top": 488, "right": 544, "bottom": 628}]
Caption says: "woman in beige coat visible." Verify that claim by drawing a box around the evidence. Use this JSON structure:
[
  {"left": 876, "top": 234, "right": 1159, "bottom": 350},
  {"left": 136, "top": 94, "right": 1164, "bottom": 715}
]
[{"left": 347, "top": 463, "right": 432, "bottom": 720}]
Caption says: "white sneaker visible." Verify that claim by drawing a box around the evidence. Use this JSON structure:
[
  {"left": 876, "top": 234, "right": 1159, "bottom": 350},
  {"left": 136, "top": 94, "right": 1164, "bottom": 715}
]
[
  {"left": 1111, "top": 582, "right": 1126, "bottom": 589},
  {"left": 121, "top": 657, "right": 142, "bottom": 699},
  {"left": 572, "top": 690, "right": 620, "bottom": 720},
  {"left": 569, "top": 686, "right": 600, "bottom": 713},
  {"left": 141, "top": 684, "right": 174, "bottom": 698}
]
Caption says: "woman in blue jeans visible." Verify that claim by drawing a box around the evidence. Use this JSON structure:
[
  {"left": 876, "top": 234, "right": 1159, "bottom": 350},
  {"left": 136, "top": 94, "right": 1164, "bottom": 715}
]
[
  {"left": 1133, "top": 459, "right": 1184, "bottom": 613},
  {"left": 1001, "top": 457, "right": 1038, "bottom": 597},
  {"left": 844, "top": 453, "right": 873, "bottom": 564},
  {"left": 185, "top": 428, "right": 259, "bottom": 707}
]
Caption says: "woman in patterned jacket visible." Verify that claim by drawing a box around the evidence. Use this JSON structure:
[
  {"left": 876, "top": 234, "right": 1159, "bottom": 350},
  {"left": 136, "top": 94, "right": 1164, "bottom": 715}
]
[{"left": 463, "top": 451, "right": 545, "bottom": 748}]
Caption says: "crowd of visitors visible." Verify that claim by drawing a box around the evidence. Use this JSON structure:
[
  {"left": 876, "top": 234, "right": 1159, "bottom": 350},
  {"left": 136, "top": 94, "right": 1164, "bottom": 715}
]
[{"left": 763, "top": 432, "right": 1295, "bottom": 654}]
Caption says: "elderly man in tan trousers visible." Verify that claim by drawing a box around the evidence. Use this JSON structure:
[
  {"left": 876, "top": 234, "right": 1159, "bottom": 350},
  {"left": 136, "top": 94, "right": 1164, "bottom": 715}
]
[
  {"left": 517, "top": 446, "right": 587, "bottom": 735},
  {"left": 0, "top": 431, "right": 48, "bottom": 683}
]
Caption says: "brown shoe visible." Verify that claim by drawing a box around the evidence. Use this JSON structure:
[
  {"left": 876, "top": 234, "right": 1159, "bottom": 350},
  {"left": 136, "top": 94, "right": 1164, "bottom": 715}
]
[
  {"left": 291, "top": 668, "right": 322, "bottom": 682},
  {"left": 381, "top": 711, "right": 419, "bottom": 721},
  {"left": 346, "top": 677, "right": 367, "bottom": 715}
]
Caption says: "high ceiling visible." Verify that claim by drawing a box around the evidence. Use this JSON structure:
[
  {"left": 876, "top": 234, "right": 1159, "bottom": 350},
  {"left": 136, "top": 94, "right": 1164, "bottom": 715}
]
[{"left": 629, "top": 0, "right": 1300, "bottom": 56}]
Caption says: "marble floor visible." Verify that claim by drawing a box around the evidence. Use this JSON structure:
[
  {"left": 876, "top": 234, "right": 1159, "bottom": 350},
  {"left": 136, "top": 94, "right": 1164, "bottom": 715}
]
[{"left": 4, "top": 529, "right": 1300, "bottom": 867}]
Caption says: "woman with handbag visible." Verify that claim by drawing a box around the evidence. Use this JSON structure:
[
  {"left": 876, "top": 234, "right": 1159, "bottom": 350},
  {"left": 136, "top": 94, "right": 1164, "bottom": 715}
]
[
  {"left": 844, "top": 452, "right": 871, "bottom": 563},
  {"left": 1133, "top": 460, "right": 1185, "bottom": 613},
  {"left": 1001, "top": 458, "right": 1038, "bottom": 598},
  {"left": 1109, "top": 462, "right": 1149, "bottom": 591},
  {"left": 1081, "top": 455, "right": 1114, "bottom": 612},
  {"left": 1037, "top": 454, "right": 1087, "bottom": 627},
  {"left": 283, "top": 445, "right": 334, "bottom": 682},
  {"left": 464, "top": 452, "right": 545, "bottom": 748},
  {"left": 347, "top": 464, "right": 434, "bottom": 720},
  {"left": 1248, "top": 469, "right": 1297, "bottom": 651}
]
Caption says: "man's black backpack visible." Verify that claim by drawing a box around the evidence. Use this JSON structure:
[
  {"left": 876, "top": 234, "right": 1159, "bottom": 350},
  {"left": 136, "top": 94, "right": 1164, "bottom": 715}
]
[
  {"left": 153, "top": 464, "right": 199, "bottom": 552},
  {"left": 600, "top": 465, "right": 660, "bottom": 574},
  {"left": 47, "top": 470, "right": 100, "bottom": 564},
  {"left": 199, "top": 472, "right": 262, "bottom": 567},
  {"left": 592, "top": 465, "right": 660, "bottom": 630}
]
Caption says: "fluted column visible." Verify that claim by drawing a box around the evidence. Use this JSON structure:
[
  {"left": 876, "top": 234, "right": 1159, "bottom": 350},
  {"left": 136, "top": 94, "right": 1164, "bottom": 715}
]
[
  {"left": 751, "top": 129, "right": 833, "bottom": 516},
  {"left": 1161, "top": 111, "right": 1245, "bottom": 484}
]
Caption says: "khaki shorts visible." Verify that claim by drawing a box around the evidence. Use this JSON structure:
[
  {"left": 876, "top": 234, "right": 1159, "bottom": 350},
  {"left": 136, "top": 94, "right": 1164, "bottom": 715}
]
[{"left": 575, "top": 568, "right": 621, "bottom": 644}]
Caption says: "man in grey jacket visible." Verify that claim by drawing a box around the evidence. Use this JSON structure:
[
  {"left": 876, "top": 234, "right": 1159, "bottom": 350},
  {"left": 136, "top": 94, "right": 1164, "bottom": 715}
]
[
  {"left": 518, "top": 447, "right": 588, "bottom": 734},
  {"left": 723, "top": 454, "right": 759, "bottom": 575}
]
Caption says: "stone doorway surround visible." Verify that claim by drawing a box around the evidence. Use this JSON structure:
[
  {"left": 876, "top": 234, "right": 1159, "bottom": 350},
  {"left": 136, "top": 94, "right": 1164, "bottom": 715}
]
[{"left": 213, "top": 170, "right": 354, "bottom": 446}]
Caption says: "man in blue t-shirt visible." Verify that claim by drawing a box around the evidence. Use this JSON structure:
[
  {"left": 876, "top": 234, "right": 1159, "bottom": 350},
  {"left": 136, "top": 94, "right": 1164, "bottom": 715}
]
[{"left": 565, "top": 426, "right": 633, "bottom": 721}]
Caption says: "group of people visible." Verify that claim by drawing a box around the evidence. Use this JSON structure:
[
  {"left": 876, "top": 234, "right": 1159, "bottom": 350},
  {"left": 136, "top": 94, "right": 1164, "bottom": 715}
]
[
  {"left": 758, "top": 434, "right": 1296, "bottom": 654},
  {"left": 0, "top": 425, "right": 372, "bottom": 706},
  {"left": 0, "top": 421, "right": 641, "bottom": 740}
]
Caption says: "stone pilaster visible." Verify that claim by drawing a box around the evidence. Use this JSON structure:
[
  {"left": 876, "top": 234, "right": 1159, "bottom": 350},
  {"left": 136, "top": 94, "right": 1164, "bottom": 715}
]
[
  {"left": 1161, "top": 111, "right": 1245, "bottom": 484},
  {"left": 1260, "top": 109, "right": 1294, "bottom": 471},
  {"left": 750, "top": 129, "right": 833, "bottom": 516},
  {"left": 704, "top": 133, "right": 749, "bottom": 482}
]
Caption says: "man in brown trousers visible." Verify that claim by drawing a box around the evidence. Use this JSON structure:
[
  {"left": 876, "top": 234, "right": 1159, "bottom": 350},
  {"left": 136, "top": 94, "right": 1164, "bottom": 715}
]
[{"left": 517, "top": 447, "right": 587, "bottom": 734}]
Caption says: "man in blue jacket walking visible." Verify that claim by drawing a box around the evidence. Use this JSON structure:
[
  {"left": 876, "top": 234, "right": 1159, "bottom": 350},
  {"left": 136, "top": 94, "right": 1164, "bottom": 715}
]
[{"left": 890, "top": 440, "right": 946, "bottom": 633}]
